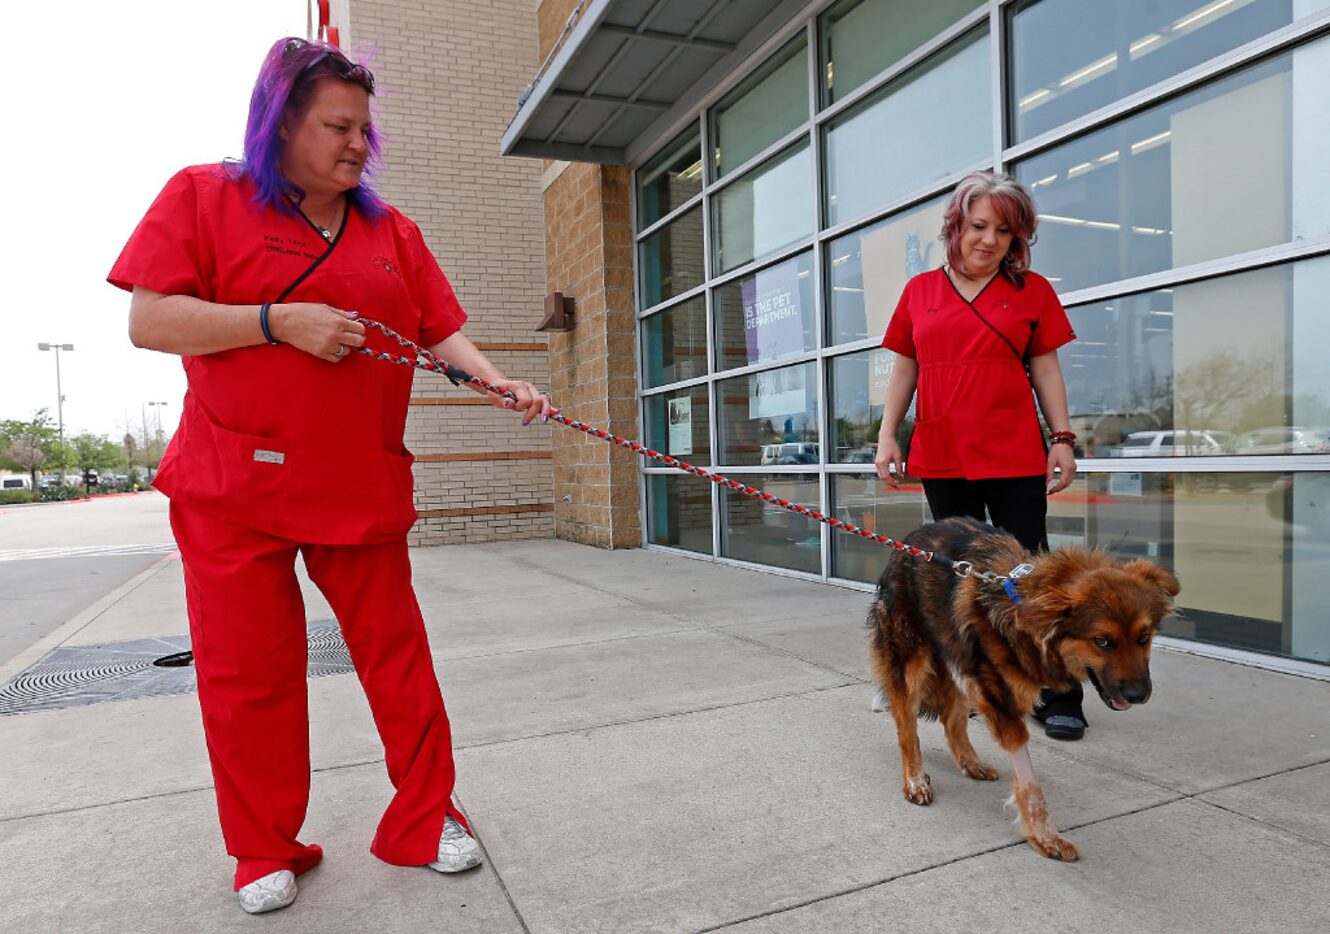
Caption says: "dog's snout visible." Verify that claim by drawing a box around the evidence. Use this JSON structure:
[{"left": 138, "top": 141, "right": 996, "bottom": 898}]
[{"left": 1121, "top": 682, "right": 1150, "bottom": 705}]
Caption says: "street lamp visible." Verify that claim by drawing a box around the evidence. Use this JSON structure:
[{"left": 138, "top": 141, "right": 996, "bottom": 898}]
[
  {"left": 36, "top": 342, "right": 74, "bottom": 479},
  {"left": 147, "top": 401, "right": 169, "bottom": 445}
]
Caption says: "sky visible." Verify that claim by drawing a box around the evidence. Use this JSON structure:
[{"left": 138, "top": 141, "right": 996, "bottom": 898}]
[{"left": 1, "top": 0, "right": 310, "bottom": 443}]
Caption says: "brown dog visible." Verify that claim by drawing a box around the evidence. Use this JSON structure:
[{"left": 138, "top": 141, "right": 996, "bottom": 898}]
[{"left": 868, "top": 516, "right": 1180, "bottom": 860}]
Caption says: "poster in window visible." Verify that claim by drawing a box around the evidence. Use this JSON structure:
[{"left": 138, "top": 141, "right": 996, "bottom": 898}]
[
  {"left": 668, "top": 397, "right": 693, "bottom": 456},
  {"left": 861, "top": 199, "right": 948, "bottom": 340},
  {"left": 741, "top": 259, "right": 803, "bottom": 364}
]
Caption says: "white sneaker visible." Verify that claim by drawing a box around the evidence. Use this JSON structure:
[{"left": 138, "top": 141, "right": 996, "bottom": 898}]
[
  {"left": 429, "top": 815, "right": 482, "bottom": 873},
  {"left": 237, "top": 869, "right": 297, "bottom": 914}
]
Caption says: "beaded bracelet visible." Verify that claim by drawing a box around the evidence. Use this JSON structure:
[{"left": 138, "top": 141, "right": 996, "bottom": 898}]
[{"left": 1050, "top": 431, "right": 1077, "bottom": 447}]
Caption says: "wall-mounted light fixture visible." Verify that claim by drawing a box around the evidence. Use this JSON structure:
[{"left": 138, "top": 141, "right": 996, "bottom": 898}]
[{"left": 536, "top": 292, "right": 575, "bottom": 332}]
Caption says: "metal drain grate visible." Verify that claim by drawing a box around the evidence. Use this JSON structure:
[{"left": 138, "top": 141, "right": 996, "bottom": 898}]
[{"left": 0, "top": 620, "right": 354, "bottom": 717}]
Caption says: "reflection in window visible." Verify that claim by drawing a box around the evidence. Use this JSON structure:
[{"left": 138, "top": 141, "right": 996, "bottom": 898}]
[
  {"left": 720, "top": 473, "right": 822, "bottom": 573},
  {"left": 644, "top": 385, "right": 711, "bottom": 464},
  {"left": 824, "top": 27, "right": 990, "bottom": 227},
  {"left": 713, "top": 143, "right": 814, "bottom": 273},
  {"left": 829, "top": 348, "right": 916, "bottom": 463},
  {"left": 829, "top": 474, "right": 929, "bottom": 582},
  {"left": 715, "top": 252, "right": 815, "bottom": 371},
  {"left": 712, "top": 37, "right": 809, "bottom": 178},
  {"left": 826, "top": 196, "right": 947, "bottom": 345},
  {"left": 646, "top": 474, "right": 713, "bottom": 554},
  {"left": 1062, "top": 256, "right": 1330, "bottom": 459},
  {"left": 1009, "top": 0, "right": 1330, "bottom": 142},
  {"left": 639, "top": 206, "right": 705, "bottom": 308},
  {"left": 1036, "top": 471, "right": 1330, "bottom": 664},
  {"left": 717, "top": 362, "right": 819, "bottom": 467},
  {"left": 637, "top": 128, "right": 703, "bottom": 229},
  {"left": 641, "top": 296, "right": 707, "bottom": 389},
  {"left": 820, "top": 0, "right": 984, "bottom": 106},
  {"left": 1017, "top": 39, "right": 1330, "bottom": 294}
]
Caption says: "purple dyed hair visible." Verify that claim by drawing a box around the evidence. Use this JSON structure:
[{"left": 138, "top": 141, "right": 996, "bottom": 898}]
[
  {"left": 941, "top": 171, "right": 1038, "bottom": 288},
  {"left": 232, "top": 37, "right": 386, "bottom": 220}
]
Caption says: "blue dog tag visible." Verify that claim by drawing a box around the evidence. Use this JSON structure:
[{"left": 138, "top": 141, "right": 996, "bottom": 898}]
[
  {"left": 1003, "top": 563, "right": 1034, "bottom": 604},
  {"left": 1002, "top": 579, "right": 1023, "bottom": 604}
]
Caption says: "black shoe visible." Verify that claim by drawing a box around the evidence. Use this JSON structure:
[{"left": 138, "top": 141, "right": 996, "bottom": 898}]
[{"left": 1032, "top": 689, "right": 1087, "bottom": 741}]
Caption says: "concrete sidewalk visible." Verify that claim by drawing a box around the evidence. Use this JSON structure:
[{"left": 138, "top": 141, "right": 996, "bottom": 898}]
[{"left": 2, "top": 538, "right": 1328, "bottom": 933}]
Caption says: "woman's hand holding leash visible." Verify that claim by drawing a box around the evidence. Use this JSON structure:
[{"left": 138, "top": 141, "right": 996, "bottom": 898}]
[
  {"left": 483, "top": 379, "right": 552, "bottom": 426},
  {"left": 268, "top": 303, "right": 366, "bottom": 363}
]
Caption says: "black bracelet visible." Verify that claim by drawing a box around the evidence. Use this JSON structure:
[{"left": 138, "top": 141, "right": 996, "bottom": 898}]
[{"left": 259, "top": 303, "right": 279, "bottom": 344}]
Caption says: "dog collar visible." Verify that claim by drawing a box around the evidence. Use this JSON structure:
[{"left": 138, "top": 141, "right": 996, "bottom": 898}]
[{"left": 1002, "top": 563, "right": 1035, "bottom": 605}]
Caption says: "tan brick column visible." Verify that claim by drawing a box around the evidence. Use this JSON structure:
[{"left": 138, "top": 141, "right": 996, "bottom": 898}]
[{"left": 543, "top": 163, "right": 641, "bottom": 548}]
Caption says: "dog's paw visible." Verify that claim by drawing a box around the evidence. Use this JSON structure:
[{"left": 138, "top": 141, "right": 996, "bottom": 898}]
[
  {"left": 1028, "top": 832, "right": 1079, "bottom": 862},
  {"left": 960, "top": 758, "right": 999, "bottom": 781},
  {"left": 902, "top": 773, "right": 934, "bottom": 805}
]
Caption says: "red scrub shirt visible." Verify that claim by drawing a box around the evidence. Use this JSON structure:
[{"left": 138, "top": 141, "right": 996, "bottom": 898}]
[
  {"left": 108, "top": 165, "right": 466, "bottom": 543},
  {"left": 882, "top": 268, "right": 1074, "bottom": 480}
]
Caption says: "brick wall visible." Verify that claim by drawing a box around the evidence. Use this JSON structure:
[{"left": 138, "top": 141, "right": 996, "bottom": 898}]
[{"left": 348, "top": 0, "right": 555, "bottom": 546}]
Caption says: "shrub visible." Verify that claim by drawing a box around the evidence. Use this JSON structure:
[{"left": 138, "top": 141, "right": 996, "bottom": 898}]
[{"left": 0, "top": 490, "right": 35, "bottom": 505}]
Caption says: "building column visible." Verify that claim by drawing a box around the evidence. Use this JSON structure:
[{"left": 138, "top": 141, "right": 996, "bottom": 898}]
[{"left": 543, "top": 162, "right": 642, "bottom": 548}]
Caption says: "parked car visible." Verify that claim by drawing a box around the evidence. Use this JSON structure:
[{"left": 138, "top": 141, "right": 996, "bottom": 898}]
[
  {"left": 1230, "top": 426, "right": 1330, "bottom": 455},
  {"left": 1, "top": 476, "right": 32, "bottom": 490},
  {"left": 1113, "top": 430, "right": 1225, "bottom": 457},
  {"left": 760, "top": 442, "right": 819, "bottom": 466}
]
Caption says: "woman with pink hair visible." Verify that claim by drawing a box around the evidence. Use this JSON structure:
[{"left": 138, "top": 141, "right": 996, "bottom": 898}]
[{"left": 874, "top": 170, "right": 1086, "bottom": 740}]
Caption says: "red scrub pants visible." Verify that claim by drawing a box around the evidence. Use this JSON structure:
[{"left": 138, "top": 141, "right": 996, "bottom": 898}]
[{"left": 170, "top": 503, "right": 462, "bottom": 890}]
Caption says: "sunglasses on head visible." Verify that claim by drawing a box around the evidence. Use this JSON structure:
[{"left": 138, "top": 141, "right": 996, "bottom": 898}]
[{"left": 285, "top": 39, "right": 375, "bottom": 92}]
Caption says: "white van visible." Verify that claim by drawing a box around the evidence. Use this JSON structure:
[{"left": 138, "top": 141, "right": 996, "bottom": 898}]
[{"left": 1, "top": 475, "right": 33, "bottom": 491}]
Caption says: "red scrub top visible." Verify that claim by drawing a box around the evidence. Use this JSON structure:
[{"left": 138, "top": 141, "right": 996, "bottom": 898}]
[
  {"left": 882, "top": 268, "right": 1074, "bottom": 480},
  {"left": 108, "top": 164, "right": 467, "bottom": 544}
]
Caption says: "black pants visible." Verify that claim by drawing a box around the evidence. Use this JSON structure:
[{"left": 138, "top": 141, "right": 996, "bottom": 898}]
[{"left": 921, "top": 475, "right": 1084, "bottom": 710}]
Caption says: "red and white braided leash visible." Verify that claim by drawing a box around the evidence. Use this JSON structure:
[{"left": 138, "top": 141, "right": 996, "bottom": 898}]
[{"left": 358, "top": 318, "right": 980, "bottom": 576}]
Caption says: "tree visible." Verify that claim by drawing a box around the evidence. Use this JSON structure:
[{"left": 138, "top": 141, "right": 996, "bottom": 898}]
[
  {"left": 71, "top": 433, "right": 129, "bottom": 472},
  {"left": 0, "top": 410, "right": 63, "bottom": 488}
]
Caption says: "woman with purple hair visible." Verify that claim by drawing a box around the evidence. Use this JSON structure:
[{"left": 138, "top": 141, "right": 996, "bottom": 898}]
[
  {"left": 108, "top": 37, "right": 547, "bottom": 914},
  {"left": 873, "top": 171, "right": 1088, "bottom": 740}
]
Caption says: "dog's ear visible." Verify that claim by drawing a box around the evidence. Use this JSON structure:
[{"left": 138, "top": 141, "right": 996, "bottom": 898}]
[{"left": 1122, "top": 559, "right": 1180, "bottom": 598}]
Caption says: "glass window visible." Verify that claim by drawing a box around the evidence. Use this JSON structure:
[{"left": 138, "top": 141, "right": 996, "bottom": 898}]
[
  {"left": 1017, "top": 39, "right": 1330, "bottom": 293},
  {"left": 720, "top": 474, "right": 822, "bottom": 573},
  {"left": 711, "top": 37, "right": 809, "bottom": 178},
  {"left": 644, "top": 385, "right": 711, "bottom": 464},
  {"left": 1037, "top": 470, "right": 1330, "bottom": 664},
  {"left": 717, "top": 362, "right": 819, "bottom": 467},
  {"left": 714, "top": 252, "right": 815, "bottom": 371},
  {"left": 826, "top": 196, "right": 948, "bottom": 345},
  {"left": 713, "top": 142, "right": 814, "bottom": 273},
  {"left": 824, "top": 27, "right": 991, "bottom": 227},
  {"left": 1061, "top": 257, "right": 1330, "bottom": 460},
  {"left": 829, "top": 348, "right": 916, "bottom": 464},
  {"left": 829, "top": 474, "right": 929, "bottom": 582},
  {"left": 639, "top": 206, "right": 705, "bottom": 308},
  {"left": 1010, "top": 0, "right": 1330, "bottom": 143},
  {"left": 646, "top": 474, "right": 713, "bottom": 554},
  {"left": 641, "top": 295, "right": 707, "bottom": 389},
  {"left": 820, "top": 0, "right": 984, "bottom": 106},
  {"left": 637, "top": 128, "right": 703, "bottom": 229}
]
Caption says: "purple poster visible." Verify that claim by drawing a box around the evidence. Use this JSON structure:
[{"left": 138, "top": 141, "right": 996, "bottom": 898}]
[{"left": 742, "top": 259, "right": 803, "bottom": 364}]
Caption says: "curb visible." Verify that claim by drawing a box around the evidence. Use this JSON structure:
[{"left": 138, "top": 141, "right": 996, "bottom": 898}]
[{"left": 0, "top": 552, "right": 179, "bottom": 686}]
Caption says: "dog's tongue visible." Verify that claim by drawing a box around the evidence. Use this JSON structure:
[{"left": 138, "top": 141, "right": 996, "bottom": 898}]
[{"left": 1110, "top": 699, "right": 1132, "bottom": 711}]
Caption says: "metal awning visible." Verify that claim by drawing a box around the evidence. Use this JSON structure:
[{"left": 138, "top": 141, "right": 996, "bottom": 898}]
[{"left": 501, "top": 0, "right": 805, "bottom": 165}]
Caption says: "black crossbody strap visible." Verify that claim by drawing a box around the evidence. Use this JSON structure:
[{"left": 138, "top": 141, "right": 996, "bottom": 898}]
[{"left": 274, "top": 200, "right": 350, "bottom": 303}]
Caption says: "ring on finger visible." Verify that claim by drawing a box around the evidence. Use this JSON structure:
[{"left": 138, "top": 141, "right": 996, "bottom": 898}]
[{"left": 332, "top": 344, "right": 345, "bottom": 359}]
